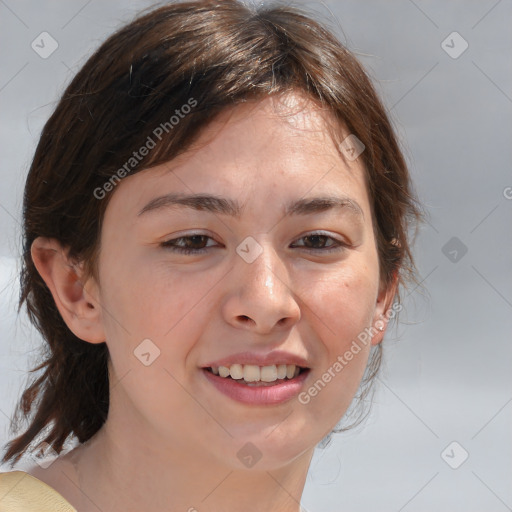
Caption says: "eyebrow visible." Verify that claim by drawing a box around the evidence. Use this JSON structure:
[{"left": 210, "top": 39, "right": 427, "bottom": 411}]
[{"left": 137, "top": 193, "right": 364, "bottom": 220}]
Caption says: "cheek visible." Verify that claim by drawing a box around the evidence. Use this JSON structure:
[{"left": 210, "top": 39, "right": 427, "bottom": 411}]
[
  {"left": 97, "top": 255, "right": 218, "bottom": 376},
  {"left": 96, "top": 262, "right": 213, "bottom": 433},
  {"left": 312, "top": 263, "right": 379, "bottom": 349},
  {"left": 299, "top": 263, "right": 379, "bottom": 424}
]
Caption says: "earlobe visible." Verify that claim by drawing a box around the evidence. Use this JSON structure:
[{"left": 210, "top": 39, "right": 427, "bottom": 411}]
[
  {"left": 370, "top": 273, "right": 399, "bottom": 346},
  {"left": 30, "top": 237, "right": 106, "bottom": 344}
]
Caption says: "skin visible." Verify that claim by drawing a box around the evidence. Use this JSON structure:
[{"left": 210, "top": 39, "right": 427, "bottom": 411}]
[{"left": 28, "top": 91, "right": 397, "bottom": 512}]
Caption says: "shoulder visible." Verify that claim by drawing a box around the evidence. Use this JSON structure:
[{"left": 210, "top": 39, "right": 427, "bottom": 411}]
[{"left": 0, "top": 470, "right": 77, "bottom": 511}]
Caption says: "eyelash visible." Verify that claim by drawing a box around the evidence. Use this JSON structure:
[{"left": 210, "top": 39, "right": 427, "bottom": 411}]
[{"left": 160, "top": 232, "right": 348, "bottom": 255}]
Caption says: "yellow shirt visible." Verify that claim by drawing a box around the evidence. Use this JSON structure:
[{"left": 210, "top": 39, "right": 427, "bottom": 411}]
[{"left": 0, "top": 471, "right": 76, "bottom": 511}]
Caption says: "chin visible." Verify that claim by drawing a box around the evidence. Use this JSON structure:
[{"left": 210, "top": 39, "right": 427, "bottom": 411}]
[{"left": 211, "top": 423, "right": 318, "bottom": 471}]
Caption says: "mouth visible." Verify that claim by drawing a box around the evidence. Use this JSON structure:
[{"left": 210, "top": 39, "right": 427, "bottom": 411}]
[
  {"left": 203, "top": 364, "right": 310, "bottom": 387},
  {"left": 201, "top": 364, "right": 311, "bottom": 405}
]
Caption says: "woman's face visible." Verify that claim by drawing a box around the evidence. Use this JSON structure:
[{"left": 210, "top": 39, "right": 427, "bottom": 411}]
[{"left": 89, "top": 92, "right": 393, "bottom": 470}]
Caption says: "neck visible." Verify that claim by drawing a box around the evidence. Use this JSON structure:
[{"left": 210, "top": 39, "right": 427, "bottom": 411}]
[{"left": 66, "top": 405, "right": 314, "bottom": 512}]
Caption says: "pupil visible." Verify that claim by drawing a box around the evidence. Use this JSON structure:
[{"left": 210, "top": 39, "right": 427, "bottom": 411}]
[
  {"left": 307, "top": 235, "right": 325, "bottom": 248},
  {"left": 188, "top": 235, "right": 205, "bottom": 247}
]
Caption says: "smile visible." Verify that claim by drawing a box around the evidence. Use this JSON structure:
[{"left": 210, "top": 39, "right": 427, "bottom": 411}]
[
  {"left": 207, "top": 363, "right": 305, "bottom": 383},
  {"left": 202, "top": 365, "right": 311, "bottom": 405}
]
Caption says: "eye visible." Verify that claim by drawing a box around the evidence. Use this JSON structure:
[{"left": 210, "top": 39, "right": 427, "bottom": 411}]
[
  {"left": 160, "top": 231, "right": 348, "bottom": 256},
  {"left": 291, "top": 231, "right": 348, "bottom": 253},
  {"left": 160, "top": 234, "right": 218, "bottom": 255}
]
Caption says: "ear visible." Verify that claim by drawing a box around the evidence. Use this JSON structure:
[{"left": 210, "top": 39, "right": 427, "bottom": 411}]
[
  {"left": 30, "top": 237, "right": 106, "bottom": 344},
  {"left": 370, "top": 270, "right": 399, "bottom": 346}
]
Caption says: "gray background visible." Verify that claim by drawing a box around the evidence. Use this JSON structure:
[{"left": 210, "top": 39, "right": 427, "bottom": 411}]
[{"left": 1, "top": 1, "right": 511, "bottom": 510}]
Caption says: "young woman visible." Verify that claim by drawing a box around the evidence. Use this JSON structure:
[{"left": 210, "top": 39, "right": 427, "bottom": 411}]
[{"left": 0, "top": 1, "right": 423, "bottom": 510}]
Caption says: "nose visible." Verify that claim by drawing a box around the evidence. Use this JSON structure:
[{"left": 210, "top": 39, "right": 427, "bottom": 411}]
[{"left": 222, "top": 241, "right": 301, "bottom": 334}]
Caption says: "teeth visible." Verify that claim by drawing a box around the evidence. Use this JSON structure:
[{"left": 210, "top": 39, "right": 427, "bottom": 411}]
[
  {"left": 209, "top": 364, "right": 302, "bottom": 383},
  {"left": 260, "top": 365, "right": 278, "bottom": 382},
  {"left": 244, "top": 364, "right": 260, "bottom": 382},
  {"left": 218, "top": 366, "right": 230, "bottom": 378},
  {"left": 229, "top": 363, "right": 243, "bottom": 380}
]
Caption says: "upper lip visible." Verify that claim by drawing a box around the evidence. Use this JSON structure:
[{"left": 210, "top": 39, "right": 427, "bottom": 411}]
[{"left": 202, "top": 350, "right": 310, "bottom": 369}]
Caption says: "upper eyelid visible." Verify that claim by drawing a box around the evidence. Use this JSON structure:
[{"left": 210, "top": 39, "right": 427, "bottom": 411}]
[
  {"left": 163, "top": 231, "right": 346, "bottom": 246},
  {"left": 290, "top": 232, "right": 345, "bottom": 246}
]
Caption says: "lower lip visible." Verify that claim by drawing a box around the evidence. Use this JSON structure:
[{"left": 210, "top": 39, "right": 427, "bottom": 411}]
[{"left": 202, "top": 368, "right": 310, "bottom": 405}]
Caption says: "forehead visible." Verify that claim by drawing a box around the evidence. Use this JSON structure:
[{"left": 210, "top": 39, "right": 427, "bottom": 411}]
[
  {"left": 186, "top": 92, "right": 348, "bottom": 162},
  {"left": 104, "top": 91, "right": 370, "bottom": 223}
]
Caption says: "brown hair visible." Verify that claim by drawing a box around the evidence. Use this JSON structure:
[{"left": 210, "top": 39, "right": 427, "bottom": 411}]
[{"left": 2, "top": 0, "right": 423, "bottom": 466}]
